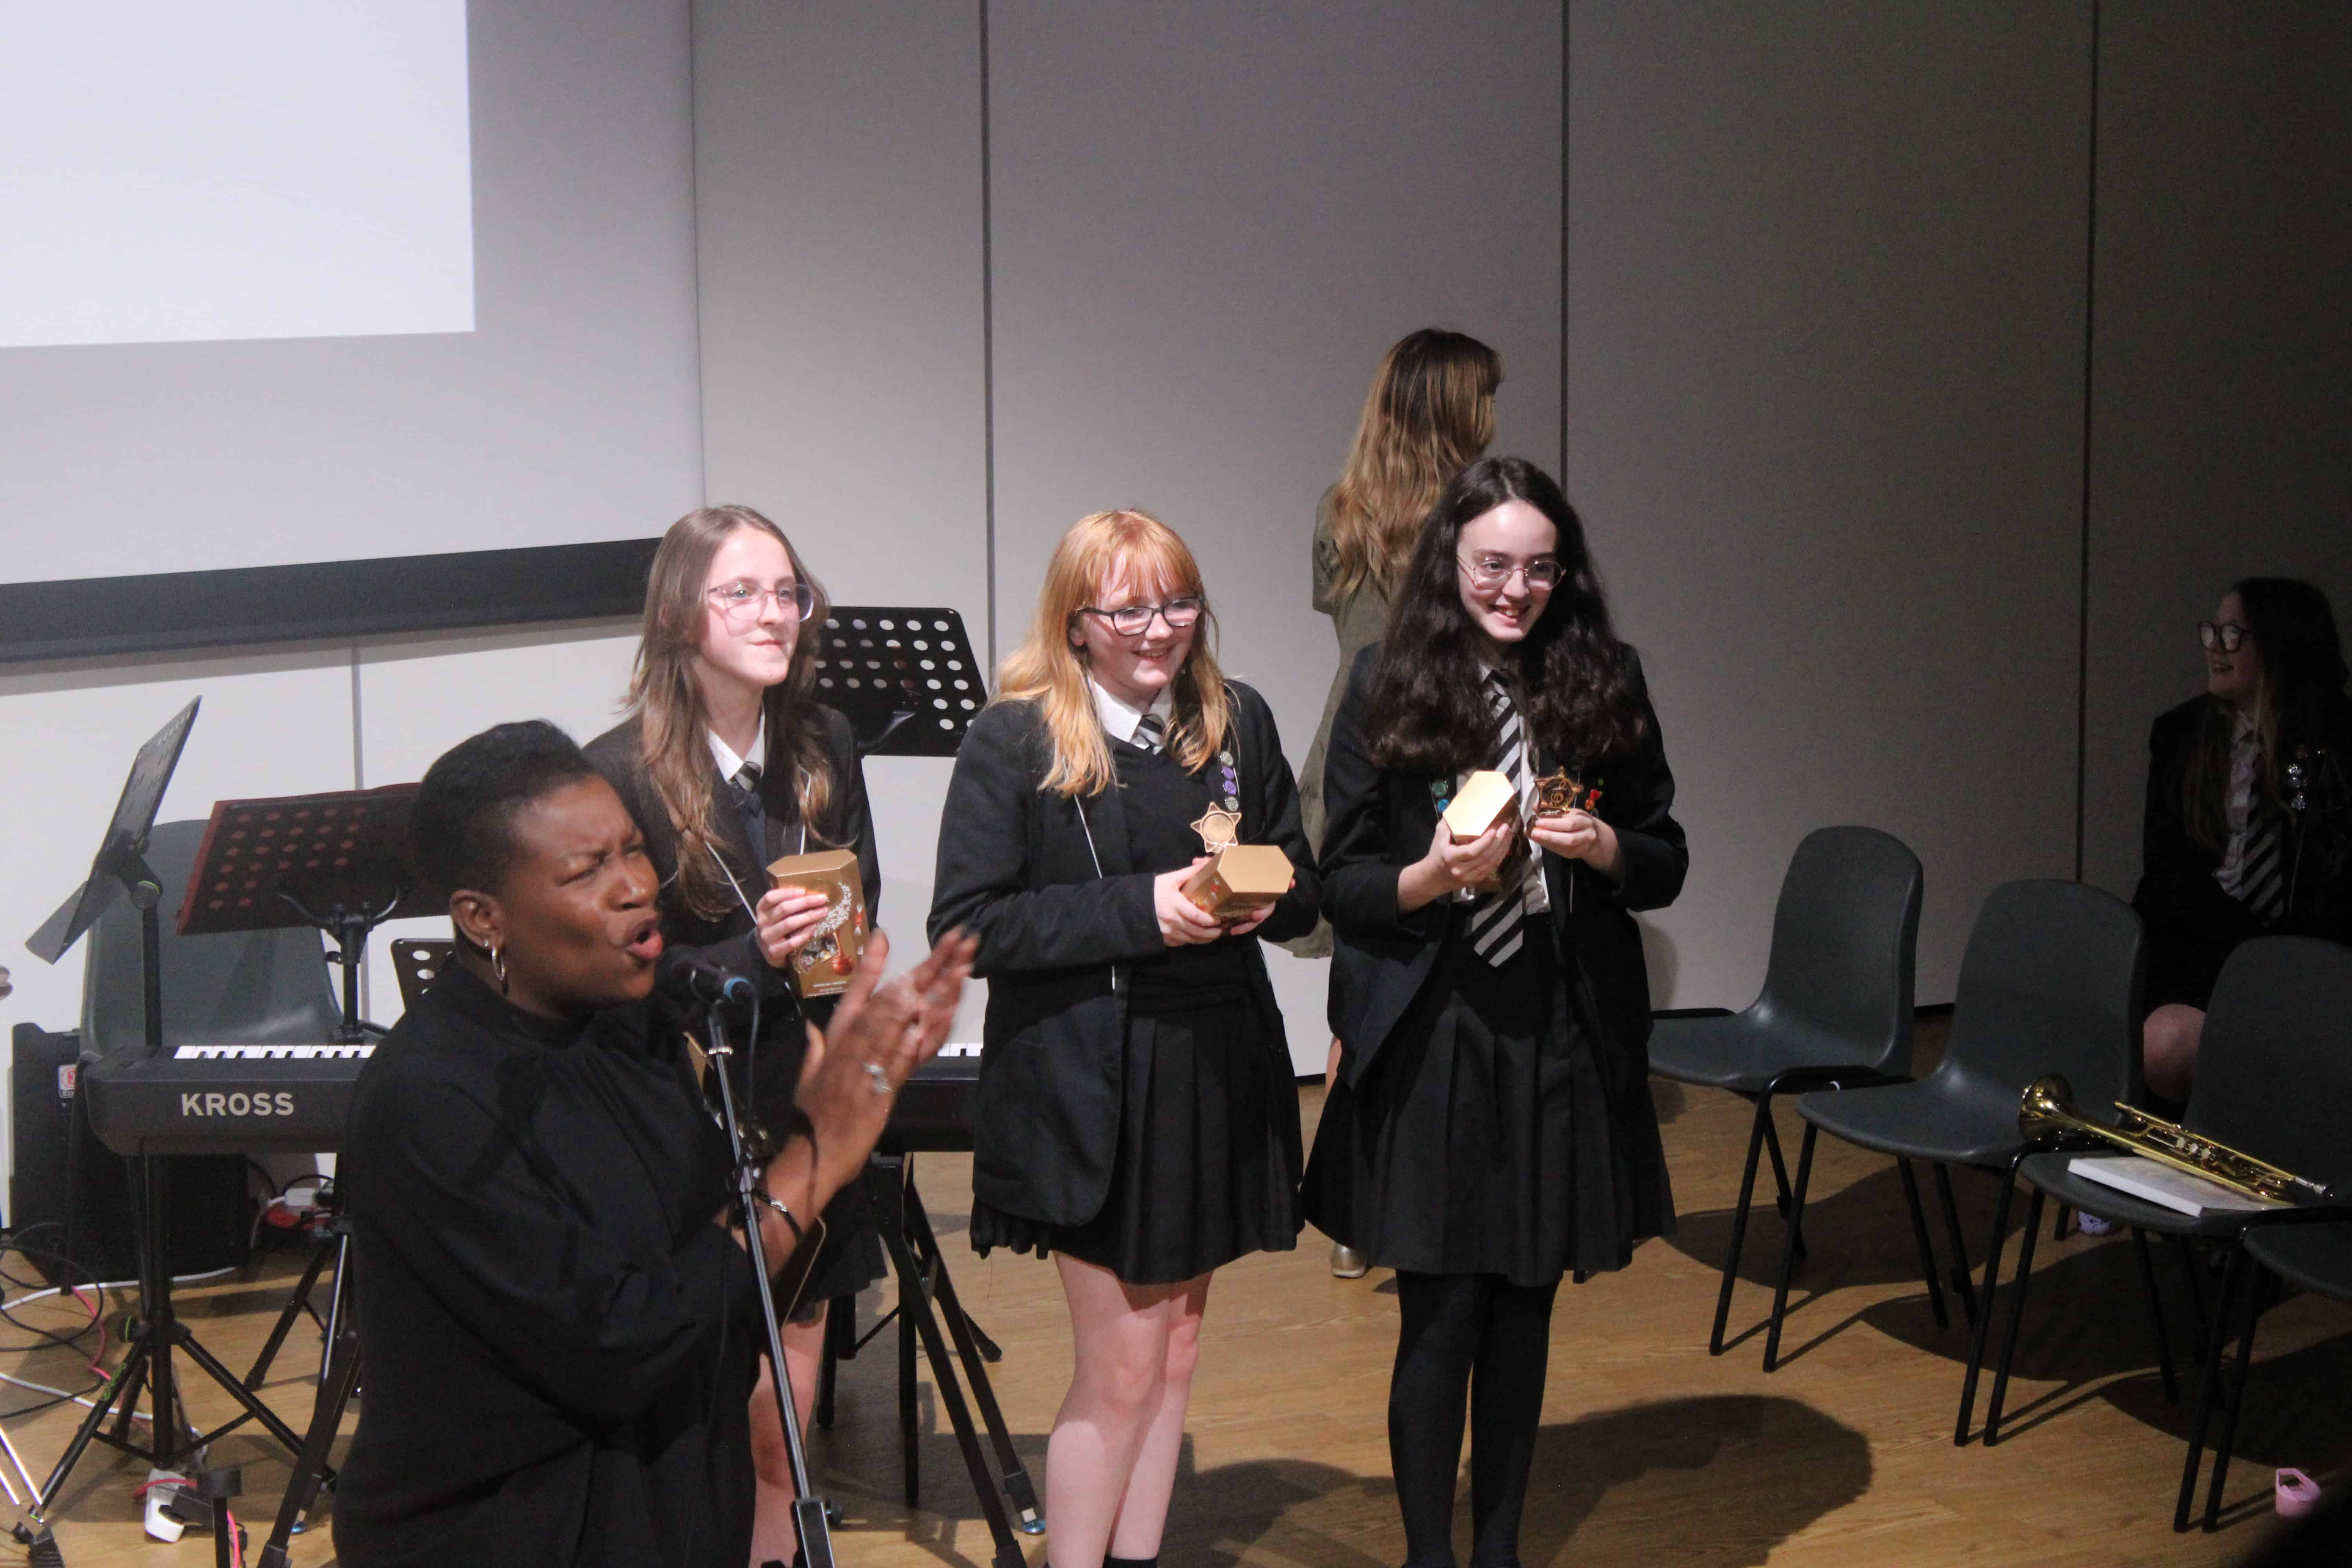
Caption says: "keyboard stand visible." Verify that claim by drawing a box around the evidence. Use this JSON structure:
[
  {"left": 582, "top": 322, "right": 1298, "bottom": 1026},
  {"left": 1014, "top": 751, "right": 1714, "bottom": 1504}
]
[{"left": 845, "top": 1154, "right": 1039, "bottom": 1568}]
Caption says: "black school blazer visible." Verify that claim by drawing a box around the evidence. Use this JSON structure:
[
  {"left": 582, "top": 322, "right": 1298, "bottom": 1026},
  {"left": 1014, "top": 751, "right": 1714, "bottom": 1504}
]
[
  {"left": 927, "top": 681, "right": 1320, "bottom": 1228},
  {"left": 1320, "top": 641, "right": 1688, "bottom": 1092},
  {"left": 584, "top": 708, "right": 880, "bottom": 1018}
]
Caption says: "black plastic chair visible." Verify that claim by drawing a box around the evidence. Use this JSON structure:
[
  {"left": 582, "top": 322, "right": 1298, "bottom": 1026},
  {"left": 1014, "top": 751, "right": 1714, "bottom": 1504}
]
[
  {"left": 1647, "top": 826, "right": 1922, "bottom": 1356},
  {"left": 80, "top": 818, "right": 341, "bottom": 1055},
  {"left": 1969, "top": 936, "right": 2352, "bottom": 1530},
  {"left": 1769, "top": 880, "right": 2145, "bottom": 1376},
  {"left": 2195, "top": 1214, "right": 2352, "bottom": 1534}
]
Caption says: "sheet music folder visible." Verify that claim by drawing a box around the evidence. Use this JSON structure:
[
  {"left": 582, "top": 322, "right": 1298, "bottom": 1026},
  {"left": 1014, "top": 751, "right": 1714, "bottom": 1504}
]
[{"left": 817, "top": 606, "right": 985, "bottom": 757}]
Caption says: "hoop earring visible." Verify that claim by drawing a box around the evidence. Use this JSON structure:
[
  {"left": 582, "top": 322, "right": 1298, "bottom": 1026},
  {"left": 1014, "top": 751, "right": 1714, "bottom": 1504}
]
[{"left": 490, "top": 944, "right": 509, "bottom": 995}]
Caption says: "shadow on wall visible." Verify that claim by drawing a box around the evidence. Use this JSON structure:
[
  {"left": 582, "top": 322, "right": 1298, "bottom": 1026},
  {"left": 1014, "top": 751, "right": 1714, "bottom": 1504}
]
[{"left": 1637, "top": 915, "right": 1679, "bottom": 1009}]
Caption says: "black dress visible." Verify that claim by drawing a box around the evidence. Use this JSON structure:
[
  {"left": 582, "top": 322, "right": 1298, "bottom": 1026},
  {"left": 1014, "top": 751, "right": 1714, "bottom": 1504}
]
[
  {"left": 584, "top": 713, "right": 885, "bottom": 1315},
  {"left": 336, "top": 965, "right": 760, "bottom": 1568},
  {"left": 968, "top": 735, "right": 1302, "bottom": 1285}
]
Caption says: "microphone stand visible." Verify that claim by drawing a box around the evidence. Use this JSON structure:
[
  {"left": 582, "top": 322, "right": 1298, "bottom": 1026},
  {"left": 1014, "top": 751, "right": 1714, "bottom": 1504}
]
[{"left": 700, "top": 992, "right": 834, "bottom": 1568}]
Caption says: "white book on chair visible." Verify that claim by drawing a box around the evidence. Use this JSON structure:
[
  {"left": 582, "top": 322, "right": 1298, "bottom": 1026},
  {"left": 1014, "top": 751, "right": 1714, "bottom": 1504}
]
[{"left": 2067, "top": 1154, "right": 2287, "bottom": 1217}]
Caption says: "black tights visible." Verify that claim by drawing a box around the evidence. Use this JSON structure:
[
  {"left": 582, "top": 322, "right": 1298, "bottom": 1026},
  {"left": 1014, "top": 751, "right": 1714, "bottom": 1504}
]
[{"left": 1388, "top": 1271, "right": 1559, "bottom": 1568}]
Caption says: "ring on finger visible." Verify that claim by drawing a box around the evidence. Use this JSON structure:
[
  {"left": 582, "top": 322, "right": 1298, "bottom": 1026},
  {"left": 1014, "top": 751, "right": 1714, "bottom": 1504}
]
[{"left": 863, "top": 1062, "right": 892, "bottom": 1098}]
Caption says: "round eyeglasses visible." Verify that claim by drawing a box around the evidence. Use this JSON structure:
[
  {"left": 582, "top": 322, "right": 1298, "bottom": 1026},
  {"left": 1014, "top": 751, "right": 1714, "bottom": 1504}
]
[
  {"left": 1458, "top": 553, "right": 1563, "bottom": 592},
  {"left": 2198, "top": 620, "right": 2249, "bottom": 653},
  {"left": 709, "top": 579, "right": 816, "bottom": 627},
  {"left": 1076, "top": 596, "right": 1205, "bottom": 637}
]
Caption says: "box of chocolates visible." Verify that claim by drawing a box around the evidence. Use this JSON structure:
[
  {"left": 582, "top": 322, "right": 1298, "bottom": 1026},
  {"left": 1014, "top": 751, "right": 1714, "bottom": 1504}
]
[{"left": 766, "top": 849, "right": 869, "bottom": 998}]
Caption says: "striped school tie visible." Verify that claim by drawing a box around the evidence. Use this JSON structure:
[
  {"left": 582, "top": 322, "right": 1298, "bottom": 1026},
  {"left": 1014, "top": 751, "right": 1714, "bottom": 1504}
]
[
  {"left": 1464, "top": 671, "right": 1537, "bottom": 967},
  {"left": 1133, "top": 712, "right": 1167, "bottom": 753},
  {"left": 2240, "top": 793, "right": 2286, "bottom": 925}
]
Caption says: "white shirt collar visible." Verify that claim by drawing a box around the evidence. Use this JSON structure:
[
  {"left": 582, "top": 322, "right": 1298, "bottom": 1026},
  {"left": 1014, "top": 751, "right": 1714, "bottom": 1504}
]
[
  {"left": 1089, "top": 679, "right": 1172, "bottom": 746},
  {"left": 708, "top": 717, "right": 766, "bottom": 782}
]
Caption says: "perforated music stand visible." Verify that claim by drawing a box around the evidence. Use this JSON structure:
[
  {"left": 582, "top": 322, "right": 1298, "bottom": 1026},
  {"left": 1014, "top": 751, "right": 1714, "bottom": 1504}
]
[
  {"left": 178, "top": 784, "right": 434, "bottom": 1043},
  {"left": 815, "top": 607, "right": 985, "bottom": 757}
]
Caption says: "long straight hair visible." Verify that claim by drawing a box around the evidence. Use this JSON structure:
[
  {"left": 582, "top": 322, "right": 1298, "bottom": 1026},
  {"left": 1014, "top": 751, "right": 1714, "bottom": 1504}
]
[
  {"left": 1365, "top": 456, "right": 1646, "bottom": 777},
  {"left": 995, "top": 509, "right": 1232, "bottom": 798},
  {"left": 1327, "top": 328, "right": 1503, "bottom": 603},
  {"left": 623, "top": 505, "right": 836, "bottom": 919},
  {"left": 2181, "top": 577, "right": 2346, "bottom": 851}
]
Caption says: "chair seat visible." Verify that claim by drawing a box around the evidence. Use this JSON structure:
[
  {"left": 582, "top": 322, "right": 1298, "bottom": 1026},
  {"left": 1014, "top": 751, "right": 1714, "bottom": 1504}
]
[
  {"left": 1648, "top": 1009, "right": 1889, "bottom": 1095},
  {"left": 2016, "top": 1151, "right": 2257, "bottom": 1240},
  {"left": 2242, "top": 1219, "right": 2352, "bottom": 1302},
  {"left": 1794, "top": 1077, "right": 2019, "bottom": 1167}
]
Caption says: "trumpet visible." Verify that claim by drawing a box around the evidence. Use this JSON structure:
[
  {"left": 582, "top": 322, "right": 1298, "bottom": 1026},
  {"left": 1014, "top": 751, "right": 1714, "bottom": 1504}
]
[{"left": 2017, "top": 1074, "right": 2335, "bottom": 1206}]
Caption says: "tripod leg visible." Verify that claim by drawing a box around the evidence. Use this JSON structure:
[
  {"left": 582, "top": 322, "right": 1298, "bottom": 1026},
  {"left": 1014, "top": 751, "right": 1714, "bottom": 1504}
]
[
  {"left": 243, "top": 1239, "right": 332, "bottom": 1389},
  {"left": 902, "top": 1178, "right": 1041, "bottom": 1530},
  {"left": 38, "top": 1340, "right": 151, "bottom": 1511},
  {"left": 256, "top": 1315, "right": 361, "bottom": 1568},
  {"left": 878, "top": 1219, "right": 1028, "bottom": 1568},
  {"left": 173, "top": 1326, "right": 311, "bottom": 1458}
]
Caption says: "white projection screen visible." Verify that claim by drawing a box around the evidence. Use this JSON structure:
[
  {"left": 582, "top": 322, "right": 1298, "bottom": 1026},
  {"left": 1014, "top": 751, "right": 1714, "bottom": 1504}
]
[
  {"left": 0, "top": 0, "right": 704, "bottom": 593},
  {"left": 0, "top": 2, "right": 474, "bottom": 349}
]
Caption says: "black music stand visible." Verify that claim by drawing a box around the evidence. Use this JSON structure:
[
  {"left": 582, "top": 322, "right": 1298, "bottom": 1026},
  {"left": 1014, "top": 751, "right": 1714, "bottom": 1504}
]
[
  {"left": 815, "top": 607, "right": 984, "bottom": 757},
  {"left": 23, "top": 700, "right": 314, "bottom": 1553},
  {"left": 178, "top": 785, "right": 434, "bottom": 1042}
]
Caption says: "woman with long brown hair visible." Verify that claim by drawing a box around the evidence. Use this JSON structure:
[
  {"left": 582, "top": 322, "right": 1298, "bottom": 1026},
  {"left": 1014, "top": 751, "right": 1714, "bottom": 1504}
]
[
  {"left": 929, "top": 510, "right": 1319, "bottom": 1568},
  {"left": 1294, "top": 327, "right": 1501, "bottom": 1276},
  {"left": 584, "top": 504, "right": 882, "bottom": 1566},
  {"left": 2133, "top": 577, "right": 2352, "bottom": 1102}
]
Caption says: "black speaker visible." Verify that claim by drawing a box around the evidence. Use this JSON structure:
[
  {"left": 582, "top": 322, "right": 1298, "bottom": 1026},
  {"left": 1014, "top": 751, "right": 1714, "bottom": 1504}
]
[{"left": 10, "top": 1024, "right": 251, "bottom": 1286}]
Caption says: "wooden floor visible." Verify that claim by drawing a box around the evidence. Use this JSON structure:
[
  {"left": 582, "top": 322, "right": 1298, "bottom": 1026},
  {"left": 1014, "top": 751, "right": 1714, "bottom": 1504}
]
[{"left": 11, "top": 1025, "right": 2346, "bottom": 1566}]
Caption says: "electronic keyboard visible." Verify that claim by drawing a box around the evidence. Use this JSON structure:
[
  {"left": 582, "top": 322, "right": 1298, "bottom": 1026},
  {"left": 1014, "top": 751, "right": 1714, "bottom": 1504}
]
[{"left": 82, "top": 1042, "right": 376, "bottom": 1157}]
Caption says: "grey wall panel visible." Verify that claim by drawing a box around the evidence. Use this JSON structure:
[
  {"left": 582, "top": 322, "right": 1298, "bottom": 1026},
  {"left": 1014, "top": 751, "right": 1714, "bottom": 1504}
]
[
  {"left": 692, "top": 0, "right": 991, "bottom": 1038},
  {"left": 2081, "top": 2, "right": 2352, "bottom": 901},
  {"left": 989, "top": 0, "right": 1562, "bottom": 1065},
  {"left": 1568, "top": 2, "right": 2092, "bottom": 1004}
]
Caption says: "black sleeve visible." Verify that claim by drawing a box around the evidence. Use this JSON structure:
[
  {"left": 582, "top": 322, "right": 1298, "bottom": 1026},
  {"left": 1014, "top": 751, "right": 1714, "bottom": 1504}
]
[
  {"left": 823, "top": 707, "right": 884, "bottom": 926},
  {"left": 1319, "top": 646, "right": 1444, "bottom": 942},
  {"left": 927, "top": 704, "right": 1165, "bottom": 976},
  {"left": 1592, "top": 650, "right": 1688, "bottom": 913},
  {"left": 353, "top": 1064, "right": 758, "bottom": 1430},
  {"left": 1236, "top": 682, "right": 1322, "bottom": 943}
]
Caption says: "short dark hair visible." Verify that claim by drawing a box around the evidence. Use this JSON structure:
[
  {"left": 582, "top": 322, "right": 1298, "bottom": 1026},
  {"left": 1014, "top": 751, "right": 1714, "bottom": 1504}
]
[{"left": 410, "top": 720, "right": 599, "bottom": 900}]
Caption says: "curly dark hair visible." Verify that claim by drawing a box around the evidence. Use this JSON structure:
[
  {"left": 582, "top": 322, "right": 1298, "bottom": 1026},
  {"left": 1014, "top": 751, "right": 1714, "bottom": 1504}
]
[
  {"left": 411, "top": 719, "right": 599, "bottom": 900},
  {"left": 1365, "top": 456, "right": 1646, "bottom": 776}
]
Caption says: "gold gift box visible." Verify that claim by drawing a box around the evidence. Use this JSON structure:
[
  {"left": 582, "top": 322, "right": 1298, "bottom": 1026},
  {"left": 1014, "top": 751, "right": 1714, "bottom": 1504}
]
[
  {"left": 1181, "top": 844, "right": 1294, "bottom": 922},
  {"left": 1442, "top": 769, "right": 1521, "bottom": 895},
  {"left": 766, "top": 849, "right": 869, "bottom": 998}
]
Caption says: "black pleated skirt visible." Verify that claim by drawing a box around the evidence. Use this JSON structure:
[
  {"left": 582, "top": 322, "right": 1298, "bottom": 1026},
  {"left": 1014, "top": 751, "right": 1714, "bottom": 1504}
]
[
  {"left": 1302, "top": 927, "right": 1668, "bottom": 1287},
  {"left": 969, "top": 996, "right": 1304, "bottom": 1286}
]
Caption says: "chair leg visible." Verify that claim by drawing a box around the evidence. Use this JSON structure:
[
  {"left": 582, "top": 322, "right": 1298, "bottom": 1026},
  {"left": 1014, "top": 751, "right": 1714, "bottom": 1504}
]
[
  {"left": 1984, "top": 1186, "right": 2048, "bottom": 1446},
  {"left": 1711, "top": 1093, "right": 1775, "bottom": 1356},
  {"left": 1759, "top": 1107, "right": 1808, "bottom": 1260},
  {"left": 1955, "top": 1163, "right": 2020, "bottom": 1446},
  {"left": 2054, "top": 1203, "right": 2073, "bottom": 1242},
  {"left": 1762, "top": 1122, "right": 1820, "bottom": 1372},
  {"left": 2175, "top": 1245, "right": 2249, "bottom": 1533},
  {"left": 1896, "top": 1158, "right": 1949, "bottom": 1329},
  {"left": 2169, "top": 1233, "right": 2210, "bottom": 1352},
  {"left": 2131, "top": 1227, "right": 2179, "bottom": 1405},
  {"left": 2201, "top": 1254, "right": 2267, "bottom": 1532},
  {"left": 1933, "top": 1162, "right": 1978, "bottom": 1329}
]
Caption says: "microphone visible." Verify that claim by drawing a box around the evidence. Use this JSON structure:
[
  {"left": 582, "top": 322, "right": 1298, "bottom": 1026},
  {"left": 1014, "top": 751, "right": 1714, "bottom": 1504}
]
[{"left": 658, "top": 950, "right": 755, "bottom": 1005}]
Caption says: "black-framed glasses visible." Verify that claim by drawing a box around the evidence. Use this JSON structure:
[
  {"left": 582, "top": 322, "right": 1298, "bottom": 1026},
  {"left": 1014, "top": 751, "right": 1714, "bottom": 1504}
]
[
  {"left": 1076, "top": 596, "right": 1205, "bottom": 637},
  {"left": 1457, "top": 553, "right": 1563, "bottom": 592},
  {"left": 2198, "top": 620, "right": 2249, "bottom": 653},
  {"left": 708, "top": 579, "right": 816, "bottom": 627}
]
